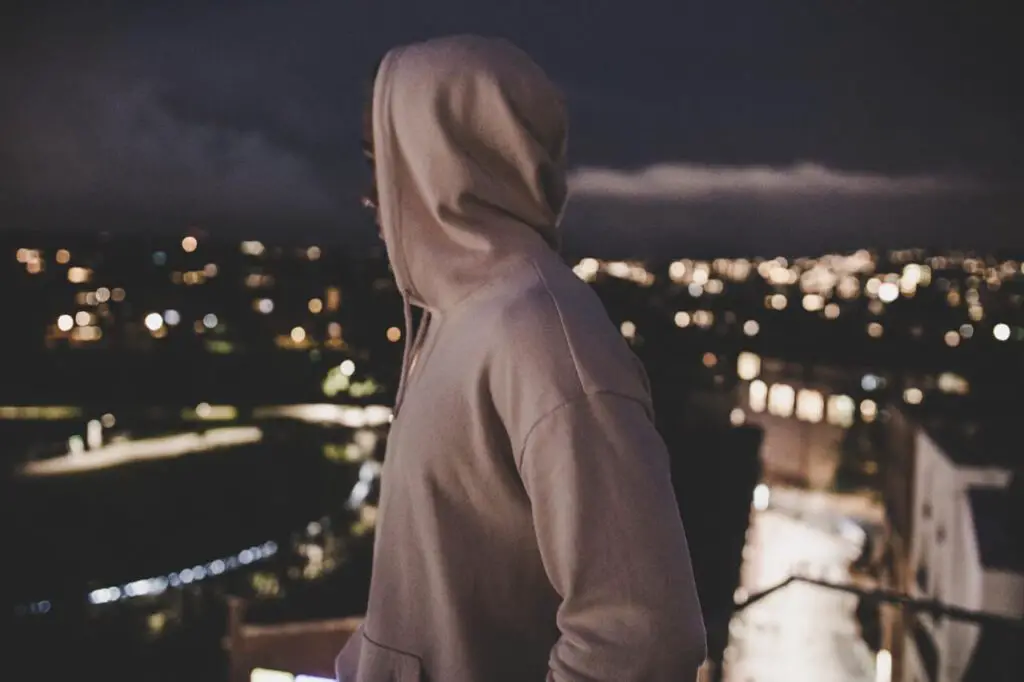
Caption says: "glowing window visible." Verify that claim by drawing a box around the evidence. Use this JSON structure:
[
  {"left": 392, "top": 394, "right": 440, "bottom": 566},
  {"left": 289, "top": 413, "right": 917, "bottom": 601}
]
[
  {"left": 748, "top": 380, "right": 768, "bottom": 413},
  {"left": 737, "top": 352, "right": 761, "bottom": 381},
  {"left": 795, "top": 389, "right": 824, "bottom": 423},
  {"left": 827, "top": 395, "right": 855, "bottom": 428},
  {"left": 767, "top": 384, "right": 795, "bottom": 418}
]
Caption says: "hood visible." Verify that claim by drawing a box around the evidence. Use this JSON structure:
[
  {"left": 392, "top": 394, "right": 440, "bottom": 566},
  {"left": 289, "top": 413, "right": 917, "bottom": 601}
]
[{"left": 371, "top": 35, "right": 569, "bottom": 311}]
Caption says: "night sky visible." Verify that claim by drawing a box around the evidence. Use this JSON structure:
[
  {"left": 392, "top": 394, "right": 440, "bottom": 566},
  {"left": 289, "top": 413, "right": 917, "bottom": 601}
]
[{"left": 2, "top": 0, "right": 1021, "bottom": 255}]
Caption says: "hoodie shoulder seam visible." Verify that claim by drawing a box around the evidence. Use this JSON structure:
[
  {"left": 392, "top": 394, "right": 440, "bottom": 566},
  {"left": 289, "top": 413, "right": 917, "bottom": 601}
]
[
  {"left": 527, "top": 259, "right": 585, "bottom": 391},
  {"left": 514, "top": 389, "right": 649, "bottom": 475}
]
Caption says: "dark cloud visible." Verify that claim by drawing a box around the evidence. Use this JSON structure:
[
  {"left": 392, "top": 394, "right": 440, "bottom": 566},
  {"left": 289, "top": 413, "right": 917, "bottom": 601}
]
[
  {"left": 562, "top": 164, "right": 1019, "bottom": 257},
  {"left": 0, "top": 2, "right": 369, "bottom": 226},
  {"left": 1, "top": 0, "right": 1021, "bottom": 252},
  {"left": 4, "top": 72, "right": 338, "bottom": 219},
  {"left": 569, "top": 163, "right": 980, "bottom": 200}
]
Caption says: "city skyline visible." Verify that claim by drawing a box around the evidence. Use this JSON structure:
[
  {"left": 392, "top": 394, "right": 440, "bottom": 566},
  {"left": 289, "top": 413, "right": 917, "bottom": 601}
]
[{"left": 7, "top": 231, "right": 1021, "bottom": 681}]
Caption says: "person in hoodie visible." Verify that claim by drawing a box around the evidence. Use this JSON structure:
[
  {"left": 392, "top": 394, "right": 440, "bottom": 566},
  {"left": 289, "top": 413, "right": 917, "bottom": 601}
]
[{"left": 336, "top": 35, "right": 707, "bottom": 682}]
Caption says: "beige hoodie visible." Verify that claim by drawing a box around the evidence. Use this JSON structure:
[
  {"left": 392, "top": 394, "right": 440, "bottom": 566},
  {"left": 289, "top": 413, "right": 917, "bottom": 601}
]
[{"left": 336, "top": 35, "right": 706, "bottom": 682}]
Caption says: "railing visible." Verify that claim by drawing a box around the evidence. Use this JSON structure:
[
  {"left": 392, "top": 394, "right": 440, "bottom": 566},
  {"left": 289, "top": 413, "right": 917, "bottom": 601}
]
[
  {"left": 703, "top": 574, "right": 1024, "bottom": 682},
  {"left": 727, "top": 575, "right": 1023, "bottom": 629}
]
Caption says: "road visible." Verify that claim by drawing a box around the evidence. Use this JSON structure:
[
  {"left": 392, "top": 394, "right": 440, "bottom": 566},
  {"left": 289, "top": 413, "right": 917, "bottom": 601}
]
[
  {"left": 723, "top": 487, "right": 882, "bottom": 682},
  {"left": 18, "top": 426, "right": 263, "bottom": 476}
]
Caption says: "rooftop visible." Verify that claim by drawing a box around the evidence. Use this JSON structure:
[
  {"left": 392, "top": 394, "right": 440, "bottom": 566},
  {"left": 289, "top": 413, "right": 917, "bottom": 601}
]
[
  {"left": 914, "top": 411, "right": 1024, "bottom": 471},
  {"left": 969, "top": 481, "right": 1024, "bottom": 574}
]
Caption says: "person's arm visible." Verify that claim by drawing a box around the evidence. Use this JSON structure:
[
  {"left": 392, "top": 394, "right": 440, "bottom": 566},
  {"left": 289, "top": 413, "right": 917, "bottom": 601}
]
[{"left": 517, "top": 390, "right": 707, "bottom": 682}]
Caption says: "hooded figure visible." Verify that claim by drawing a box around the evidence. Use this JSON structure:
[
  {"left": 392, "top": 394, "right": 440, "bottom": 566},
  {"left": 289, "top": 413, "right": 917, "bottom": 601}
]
[{"left": 336, "top": 35, "right": 706, "bottom": 682}]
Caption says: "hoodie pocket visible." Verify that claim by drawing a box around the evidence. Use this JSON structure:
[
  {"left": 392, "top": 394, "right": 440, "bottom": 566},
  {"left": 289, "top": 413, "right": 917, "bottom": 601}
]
[{"left": 356, "top": 632, "right": 423, "bottom": 682}]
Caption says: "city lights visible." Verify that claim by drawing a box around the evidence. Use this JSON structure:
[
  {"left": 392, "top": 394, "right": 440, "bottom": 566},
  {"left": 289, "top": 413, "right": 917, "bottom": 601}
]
[
  {"left": 14, "top": 242, "right": 1023, "bottom": 363},
  {"left": 67, "top": 267, "right": 90, "bottom": 283},
  {"left": 748, "top": 380, "right": 768, "bottom": 413},
  {"left": 251, "top": 670, "right": 294, "bottom": 682},
  {"left": 573, "top": 258, "right": 599, "bottom": 281},
  {"left": 877, "top": 281, "right": 899, "bottom": 303},
  {"left": 795, "top": 389, "right": 824, "bottom": 423},
  {"left": 752, "top": 483, "right": 770, "bottom": 511},
  {"left": 89, "top": 540, "right": 278, "bottom": 606},
  {"left": 326, "top": 287, "right": 342, "bottom": 311},
  {"left": 827, "top": 395, "right": 856, "bottom": 428},
  {"left": 71, "top": 326, "right": 102, "bottom": 342},
  {"left": 802, "top": 294, "right": 824, "bottom": 312},
  {"left": 249, "top": 671, "right": 333, "bottom": 682},
  {"left": 693, "top": 310, "right": 714, "bottom": 328},
  {"left": 11, "top": 235, "right": 1024, "bottom": 682},
  {"left": 241, "top": 240, "right": 265, "bottom": 256},
  {"left": 875, "top": 649, "right": 892, "bottom": 682},
  {"left": 767, "top": 383, "right": 795, "bottom": 418},
  {"left": 144, "top": 312, "right": 164, "bottom": 332},
  {"left": 737, "top": 352, "right": 761, "bottom": 381}
]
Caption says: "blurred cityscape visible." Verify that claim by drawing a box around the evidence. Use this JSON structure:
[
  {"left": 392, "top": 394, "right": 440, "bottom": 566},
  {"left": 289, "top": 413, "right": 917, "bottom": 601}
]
[{"left": 4, "top": 231, "right": 1022, "bottom": 682}]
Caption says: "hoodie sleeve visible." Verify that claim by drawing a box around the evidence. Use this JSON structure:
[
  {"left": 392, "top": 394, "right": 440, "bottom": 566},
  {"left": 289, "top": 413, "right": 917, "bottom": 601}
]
[{"left": 517, "top": 390, "right": 707, "bottom": 682}]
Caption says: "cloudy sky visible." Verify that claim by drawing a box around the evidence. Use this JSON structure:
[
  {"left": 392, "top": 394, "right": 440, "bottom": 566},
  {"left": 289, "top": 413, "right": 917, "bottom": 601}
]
[{"left": 1, "top": 0, "right": 1020, "bottom": 255}]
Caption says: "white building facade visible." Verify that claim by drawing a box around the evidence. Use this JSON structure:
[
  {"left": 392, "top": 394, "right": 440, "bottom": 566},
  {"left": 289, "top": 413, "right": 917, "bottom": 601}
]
[{"left": 903, "top": 428, "right": 1022, "bottom": 682}]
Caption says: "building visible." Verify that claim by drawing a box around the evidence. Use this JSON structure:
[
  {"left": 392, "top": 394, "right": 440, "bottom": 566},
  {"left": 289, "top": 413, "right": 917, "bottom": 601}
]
[
  {"left": 733, "top": 354, "right": 868, "bottom": 490},
  {"left": 898, "top": 419, "right": 1023, "bottom": 682}
]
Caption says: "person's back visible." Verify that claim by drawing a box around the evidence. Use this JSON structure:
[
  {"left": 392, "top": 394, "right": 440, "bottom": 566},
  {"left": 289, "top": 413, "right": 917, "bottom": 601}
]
[{"left": 337, "top": 35, "right": 706, "bottom": 682}]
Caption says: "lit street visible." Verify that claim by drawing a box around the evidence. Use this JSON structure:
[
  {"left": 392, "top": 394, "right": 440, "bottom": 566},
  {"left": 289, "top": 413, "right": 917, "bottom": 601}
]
[
  {"left": 18, "top": 427, "right": 263, "bottom": 477},
  {"left": 723, "top": 487, "right": 882, "bottom": 682}
]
